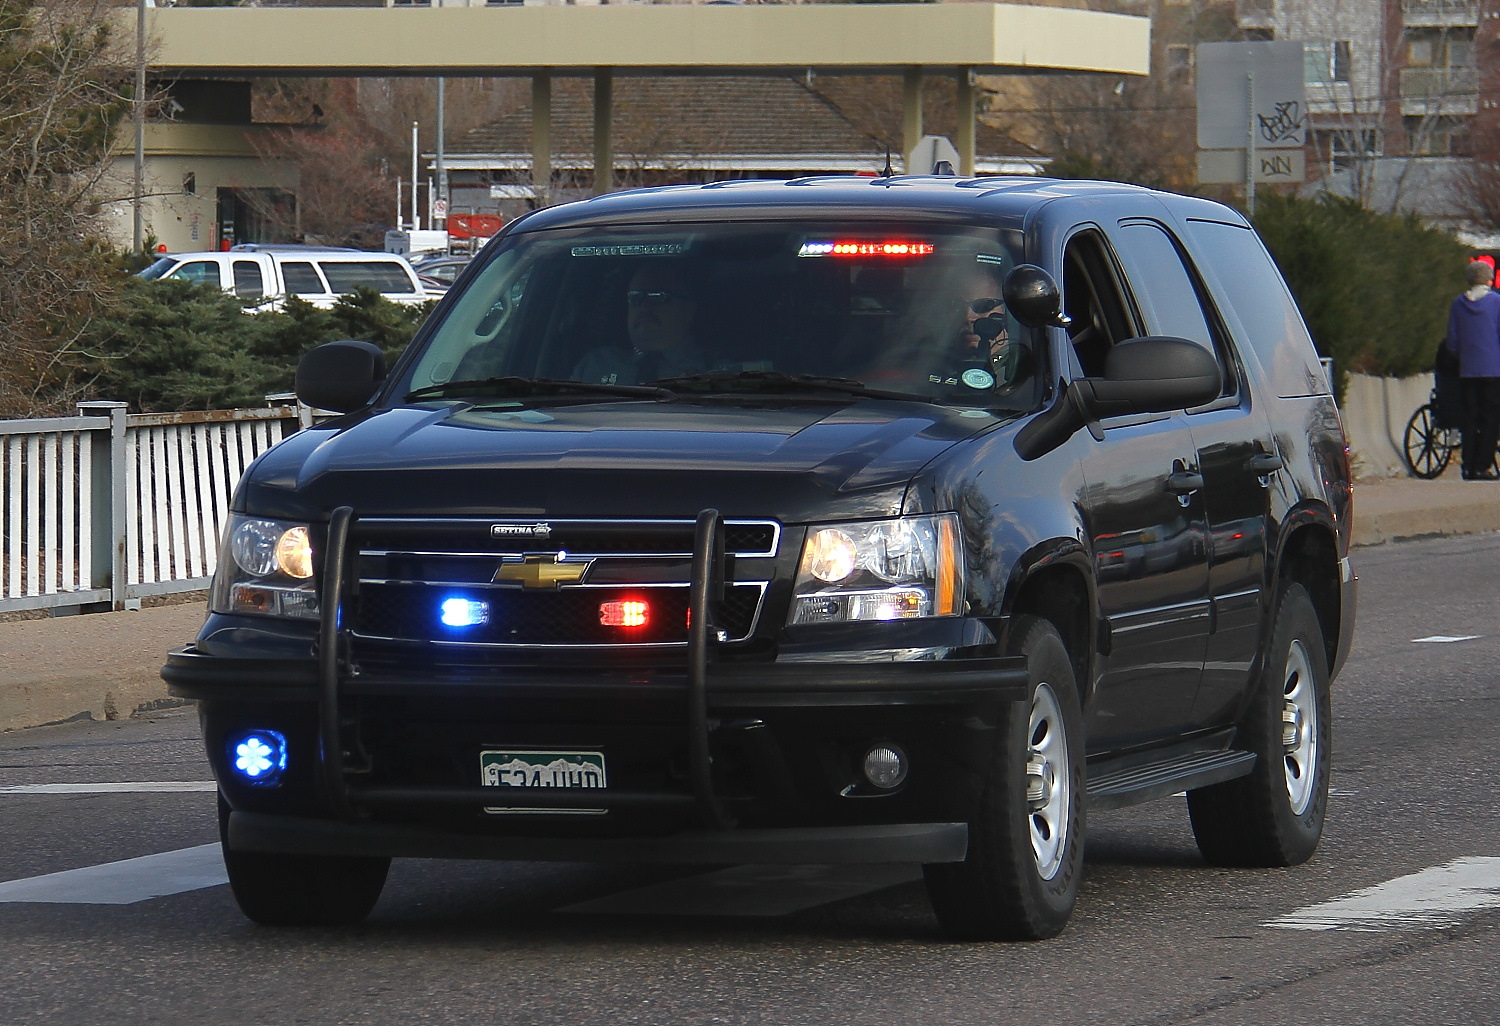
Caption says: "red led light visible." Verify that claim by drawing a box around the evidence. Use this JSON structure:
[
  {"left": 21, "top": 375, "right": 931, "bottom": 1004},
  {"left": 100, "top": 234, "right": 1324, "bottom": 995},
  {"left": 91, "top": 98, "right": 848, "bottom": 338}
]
[
  {"left": 600, "top": 599, "right": 650, "bottom": 628},
  {"left": 800, "top": 240, "right": 935, "bottom": 259}
]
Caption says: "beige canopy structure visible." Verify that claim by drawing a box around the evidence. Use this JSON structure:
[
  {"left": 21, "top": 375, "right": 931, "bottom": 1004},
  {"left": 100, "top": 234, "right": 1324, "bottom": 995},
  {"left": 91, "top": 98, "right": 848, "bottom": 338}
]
[{"left": 127, "top": 2, "right": 1149, "bottom": 190}]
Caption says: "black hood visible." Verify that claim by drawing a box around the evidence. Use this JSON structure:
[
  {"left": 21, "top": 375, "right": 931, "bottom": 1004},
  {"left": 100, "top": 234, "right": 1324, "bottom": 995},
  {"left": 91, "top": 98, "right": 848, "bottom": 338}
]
[{"left": 238, "top": 398, "right": 1003, "bottom": 523}]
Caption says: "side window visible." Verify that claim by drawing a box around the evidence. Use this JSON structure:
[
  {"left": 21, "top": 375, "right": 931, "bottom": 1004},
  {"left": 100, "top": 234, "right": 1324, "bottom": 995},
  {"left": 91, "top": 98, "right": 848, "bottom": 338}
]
[
  {"left": 319, "top": 261, "right": 419, "bottom": 296},
  {"left": 1114, "top": 220, "right": 1235, "bottom": 398},
  {"left": 281, "top": 261, "right": 326, "bottom": 295},
  {"left": 170, "top": 260, "right": 221, "bottom": 286},
  {"left": 1061, "top": 229, "right": 1139, "bottom": 378},
  {"left": 1182, "top": 219, "right": 1329, "bottom": 398},
  {"left": 231, "top": 260, "right": 265, "bottom": 300}
]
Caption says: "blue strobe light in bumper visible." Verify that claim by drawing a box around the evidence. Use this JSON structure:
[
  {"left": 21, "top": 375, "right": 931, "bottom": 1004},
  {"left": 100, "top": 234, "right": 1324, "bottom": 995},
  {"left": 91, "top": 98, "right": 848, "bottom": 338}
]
[{"left": 228, "top": 729, "right": 288, "bottom": 786}]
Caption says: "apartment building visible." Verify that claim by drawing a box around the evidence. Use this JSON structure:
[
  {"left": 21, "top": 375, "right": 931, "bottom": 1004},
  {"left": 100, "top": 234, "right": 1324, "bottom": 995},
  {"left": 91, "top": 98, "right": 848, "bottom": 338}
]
[{"left": 1233, "top": 0, "right": 1496, "bottom": 224}]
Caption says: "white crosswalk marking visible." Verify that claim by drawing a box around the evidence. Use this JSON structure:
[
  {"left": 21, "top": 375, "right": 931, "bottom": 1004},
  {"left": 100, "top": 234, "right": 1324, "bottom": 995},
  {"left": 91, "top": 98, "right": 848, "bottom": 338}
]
[
  {"left": 1267, "top": 856, "right": 1500, "bottom": 931},
  {"left": 0, "top": 845, "right": 227, "bottom": 905},
  {"left": 0, "top": 781, "right": 216, "bottom": 795}
]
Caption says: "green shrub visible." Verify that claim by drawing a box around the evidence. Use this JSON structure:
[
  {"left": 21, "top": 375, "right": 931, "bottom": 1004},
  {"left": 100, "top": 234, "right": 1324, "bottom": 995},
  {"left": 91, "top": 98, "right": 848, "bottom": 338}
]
[
  {"left": 1251, "top": 193, "right": 1469, "bottom": 383},
  {"left": 82, "top": 279, "right": 433, "bottom": 412}
]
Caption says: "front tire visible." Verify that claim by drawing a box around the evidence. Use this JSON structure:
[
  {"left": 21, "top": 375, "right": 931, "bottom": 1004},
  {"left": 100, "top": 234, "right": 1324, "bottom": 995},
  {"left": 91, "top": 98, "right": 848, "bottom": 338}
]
[
  {"left": 218, "top": 794, "right": 390, "bottom": 926},
  {"left": 923, "top": 615, "right": 1085, "bottom": 941},
  {"left": 1187, "top": 582, "right": 1331, "bottom": 867}
]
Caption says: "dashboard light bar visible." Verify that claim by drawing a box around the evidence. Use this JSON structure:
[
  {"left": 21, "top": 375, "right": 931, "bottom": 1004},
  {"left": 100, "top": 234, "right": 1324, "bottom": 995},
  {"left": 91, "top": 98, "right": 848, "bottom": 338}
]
[
  {"left": 798, "top": 240, "right": 935, "bottom": 258},
  {"left": 600, "top": 599, "right": 650, "bottom": 628}
]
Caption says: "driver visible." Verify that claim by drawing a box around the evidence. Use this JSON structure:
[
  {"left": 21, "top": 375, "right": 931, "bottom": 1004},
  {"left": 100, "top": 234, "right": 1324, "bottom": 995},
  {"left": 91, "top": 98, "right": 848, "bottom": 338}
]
[{"left": 573, "top": 263, "right": 706, "bottom": 385}]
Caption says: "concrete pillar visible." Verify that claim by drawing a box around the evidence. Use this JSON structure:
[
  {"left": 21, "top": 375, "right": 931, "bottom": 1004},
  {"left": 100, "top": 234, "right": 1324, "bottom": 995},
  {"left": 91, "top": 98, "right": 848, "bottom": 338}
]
[
  {"left": 593, "top": 68, "right": 613, "bottom": 196},
  {"left": 902, "top": 67, "right": 923, "bottom": 173},
  {"left": 532, "top": 70, "right": 552, "bottom": 206},
  {"left": 955, "top": 67, "right": 975, "bottom": 177}
]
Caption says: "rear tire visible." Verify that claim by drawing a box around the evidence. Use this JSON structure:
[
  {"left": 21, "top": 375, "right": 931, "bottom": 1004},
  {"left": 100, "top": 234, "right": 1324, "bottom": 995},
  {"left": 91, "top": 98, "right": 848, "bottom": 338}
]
[
  {"left": 218, "top": 794, "right": 390, "bottom": 926},
  {"left": 923, "top": 615, "right": 1085, "bottom": 941},
  {"left": 1187, "top": 582, "right": 1331, "bottom": 867}
]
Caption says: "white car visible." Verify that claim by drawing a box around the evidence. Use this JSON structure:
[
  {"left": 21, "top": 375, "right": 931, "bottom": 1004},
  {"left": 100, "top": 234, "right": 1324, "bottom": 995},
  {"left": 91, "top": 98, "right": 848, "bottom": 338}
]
[{"left": 137, "top": 247, "right": 441, "bottom": 310}]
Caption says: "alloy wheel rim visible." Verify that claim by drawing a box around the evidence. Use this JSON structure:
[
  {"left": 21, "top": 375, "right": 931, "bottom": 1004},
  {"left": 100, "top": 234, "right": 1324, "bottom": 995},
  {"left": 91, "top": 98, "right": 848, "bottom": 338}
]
[
  {"left": 1281, "top": 639, "right": 1319, "bottom": 816},
  {"left": 1026, "top": 682, "right": 1071, "bottom": 880}
]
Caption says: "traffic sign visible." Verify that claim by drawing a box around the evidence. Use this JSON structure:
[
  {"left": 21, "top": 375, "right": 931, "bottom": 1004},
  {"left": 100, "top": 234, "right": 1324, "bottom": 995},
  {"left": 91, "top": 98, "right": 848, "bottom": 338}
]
[
  {"left": 1196, "top": 147, "right": 1306, "bottom": 185},
  {"left": 1196, "top": 41, "right": 1306, "bottom": 151}
]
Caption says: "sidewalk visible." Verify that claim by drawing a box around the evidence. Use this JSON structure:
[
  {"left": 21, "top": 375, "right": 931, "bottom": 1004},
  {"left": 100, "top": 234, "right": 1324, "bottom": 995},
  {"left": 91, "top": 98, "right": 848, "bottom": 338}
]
[{"left": 3, "top": 474, "right": 1497, "bottom": 732}]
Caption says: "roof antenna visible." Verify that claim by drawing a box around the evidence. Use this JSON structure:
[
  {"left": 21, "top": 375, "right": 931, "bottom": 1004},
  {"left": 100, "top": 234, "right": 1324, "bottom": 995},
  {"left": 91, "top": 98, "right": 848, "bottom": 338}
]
[{"left": 881, "top": 147, "right": 894, "bottom": 178}]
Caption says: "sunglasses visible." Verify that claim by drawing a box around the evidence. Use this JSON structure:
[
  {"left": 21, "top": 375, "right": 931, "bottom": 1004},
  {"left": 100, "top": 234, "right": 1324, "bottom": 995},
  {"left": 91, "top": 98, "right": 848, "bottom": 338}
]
[
  {"left": 627, "top": 289, "right": 688, "bottom": 307},
  {"left": 968, "top": 298, "right": 1005, "bottom": 315}
]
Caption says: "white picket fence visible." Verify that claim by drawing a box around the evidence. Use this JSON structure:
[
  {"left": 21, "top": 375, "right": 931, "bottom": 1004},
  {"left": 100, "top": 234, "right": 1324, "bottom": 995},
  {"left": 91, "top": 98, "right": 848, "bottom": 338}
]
[{"left": 0, "top": 400, "right": 313, "bottom": 615}]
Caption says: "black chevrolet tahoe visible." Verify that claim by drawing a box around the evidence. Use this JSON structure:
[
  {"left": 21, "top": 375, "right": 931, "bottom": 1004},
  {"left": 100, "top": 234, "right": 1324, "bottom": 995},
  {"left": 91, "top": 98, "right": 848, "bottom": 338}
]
[{"left": 163, "top": 176, "right": 1356, "bottom": 941}]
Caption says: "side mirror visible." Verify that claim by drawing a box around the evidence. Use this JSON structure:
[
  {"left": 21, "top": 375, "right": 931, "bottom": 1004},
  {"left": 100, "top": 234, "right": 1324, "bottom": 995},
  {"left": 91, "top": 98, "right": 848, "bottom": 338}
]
[
  {"left": 1003, "top": 264, "right": 1068, "bottom": 328},
  {"left": 1014, "top": 337, "right": 1222, "bottom": 461},
  {"left": 295, "top": 339, "right": 387, "bottom": 413}
]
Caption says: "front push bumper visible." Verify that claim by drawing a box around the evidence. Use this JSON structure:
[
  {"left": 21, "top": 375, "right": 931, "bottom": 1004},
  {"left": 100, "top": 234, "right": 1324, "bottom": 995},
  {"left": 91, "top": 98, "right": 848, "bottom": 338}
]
[{"left": 170, "top": 508, "right": 1027, "bottom": 864}]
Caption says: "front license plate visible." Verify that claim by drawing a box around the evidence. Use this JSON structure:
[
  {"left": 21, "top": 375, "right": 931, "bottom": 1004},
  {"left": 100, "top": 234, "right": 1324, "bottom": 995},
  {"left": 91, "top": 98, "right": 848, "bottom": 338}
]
[{"left": 480, "top": 749, "right": 607, "bottom": 815}]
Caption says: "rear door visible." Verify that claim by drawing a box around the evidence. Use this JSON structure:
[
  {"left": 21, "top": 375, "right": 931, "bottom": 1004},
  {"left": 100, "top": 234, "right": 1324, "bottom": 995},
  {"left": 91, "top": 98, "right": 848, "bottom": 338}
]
[{"left": 1110, "top": 215, "right": 1276, "bottom": 731}]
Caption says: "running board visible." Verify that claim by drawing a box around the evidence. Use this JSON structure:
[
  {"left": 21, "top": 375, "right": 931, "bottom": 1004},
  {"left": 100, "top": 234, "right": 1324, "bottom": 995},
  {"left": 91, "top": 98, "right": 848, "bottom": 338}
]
[{"left": 1086, "top": 749, "right": 1257, "bottom": 811}]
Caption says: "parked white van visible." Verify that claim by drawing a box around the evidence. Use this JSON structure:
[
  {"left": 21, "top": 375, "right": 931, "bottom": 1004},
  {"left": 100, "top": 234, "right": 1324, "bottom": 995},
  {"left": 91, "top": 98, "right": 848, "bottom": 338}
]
[{"left": 137, "top": 247, "right": 440, "bottom": 310}]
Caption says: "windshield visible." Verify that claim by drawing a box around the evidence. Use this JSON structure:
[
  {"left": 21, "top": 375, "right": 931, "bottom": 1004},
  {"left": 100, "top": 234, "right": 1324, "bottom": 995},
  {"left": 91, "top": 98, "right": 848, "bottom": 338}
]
[
  {"left": 136, "top": 257, "right": 177, "bottom": 281},
  {"left": 397, "top": 221, "right": 1034, "bottom": 407}
]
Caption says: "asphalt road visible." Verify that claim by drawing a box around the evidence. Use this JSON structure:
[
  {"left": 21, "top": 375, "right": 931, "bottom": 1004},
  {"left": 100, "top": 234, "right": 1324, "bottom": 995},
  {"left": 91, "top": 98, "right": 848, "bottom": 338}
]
[{"left": 2, "top": 532, "right": 1498, "bottom": 1026}]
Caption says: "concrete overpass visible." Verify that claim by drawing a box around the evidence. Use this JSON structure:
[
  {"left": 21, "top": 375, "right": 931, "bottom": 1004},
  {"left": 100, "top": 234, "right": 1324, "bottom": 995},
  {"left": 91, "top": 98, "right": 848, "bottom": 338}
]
[{"left": 127, "top": 3, "right": 1149, "bottom": 187}]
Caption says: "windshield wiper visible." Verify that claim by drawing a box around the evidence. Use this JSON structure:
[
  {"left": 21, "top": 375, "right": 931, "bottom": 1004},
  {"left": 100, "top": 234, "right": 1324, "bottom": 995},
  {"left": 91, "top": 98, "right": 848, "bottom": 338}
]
[
  {"left": 647, "top": 370, "right": 921, "bottom": 401},
  {"left": 405, "top": 376, "right": 676, "bottom": 403}
]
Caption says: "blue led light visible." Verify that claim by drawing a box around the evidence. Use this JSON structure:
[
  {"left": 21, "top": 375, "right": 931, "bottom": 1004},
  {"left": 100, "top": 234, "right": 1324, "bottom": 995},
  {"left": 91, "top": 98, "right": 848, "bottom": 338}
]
[
  {"left": 440, "top": 596, "right": 490, "bottom": 628},
  {"left": 228, "top": 729, "right": 287, "bottom": 787}
]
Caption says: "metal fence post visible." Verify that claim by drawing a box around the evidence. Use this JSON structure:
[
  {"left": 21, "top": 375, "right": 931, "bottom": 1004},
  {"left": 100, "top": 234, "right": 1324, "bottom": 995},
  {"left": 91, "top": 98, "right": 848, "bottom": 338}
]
[{"left": 77, "top": 401, "right": 130, "bottom": 611}]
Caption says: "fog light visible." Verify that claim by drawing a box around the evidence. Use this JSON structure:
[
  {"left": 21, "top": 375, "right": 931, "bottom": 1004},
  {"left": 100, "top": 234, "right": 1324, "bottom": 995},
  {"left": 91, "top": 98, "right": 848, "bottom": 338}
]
[
  {"left": 228, "top": 729, "right": 287, "bottom": 787},
  {"left": 863, "top": 744, "right": 908, "bottom": 790}
]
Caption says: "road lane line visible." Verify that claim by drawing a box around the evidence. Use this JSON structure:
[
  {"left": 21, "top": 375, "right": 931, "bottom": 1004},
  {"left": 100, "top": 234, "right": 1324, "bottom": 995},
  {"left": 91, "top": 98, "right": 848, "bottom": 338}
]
[
  {"left": 0, "top": 844, "right": 226, "bottom": 905},
  {"left": 1411, "top": 635, "right": 1482, "bottom": 643},
  {"left": 558, "top": 863, "right": 923, "bottom": 918},
  {"left": 1267, "top": 856, "right": 1500, "bottom": 931},
  {"left": 0, "top": 781, "right": 216, "bottom": 795}
]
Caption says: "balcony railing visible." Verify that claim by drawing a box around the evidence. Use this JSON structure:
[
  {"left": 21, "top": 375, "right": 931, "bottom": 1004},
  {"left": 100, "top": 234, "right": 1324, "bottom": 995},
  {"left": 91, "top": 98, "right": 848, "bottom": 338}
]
[
  {"left": 1399, "top": 67, "right": 1479, "bottom": 115},
  {"left": 1236, "top": 0, "right": 1275, "bottom": 27},
  {"left": 1402, "top": 0, "right": 1480, "bottom": 26}
]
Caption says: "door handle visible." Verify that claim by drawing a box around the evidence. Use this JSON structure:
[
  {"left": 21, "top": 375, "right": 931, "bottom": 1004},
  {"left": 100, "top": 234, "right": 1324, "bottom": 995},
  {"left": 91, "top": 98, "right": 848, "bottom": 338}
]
[
  {"left": 1245, "top": 453, "right": 1284, "bottom": 475},
  {"left": 1165, "top": 470, "right": 1204, "bottom": 494}
]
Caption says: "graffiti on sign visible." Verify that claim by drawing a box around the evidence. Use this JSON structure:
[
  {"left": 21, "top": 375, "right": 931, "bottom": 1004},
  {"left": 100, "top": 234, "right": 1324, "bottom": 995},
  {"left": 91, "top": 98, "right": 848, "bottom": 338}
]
[
  {"left": 1260, "top": 154, "right": 1298, "bottom": 179},
  {"left": 1258, "top": 101, "right": 1304, "bottom": 145}
]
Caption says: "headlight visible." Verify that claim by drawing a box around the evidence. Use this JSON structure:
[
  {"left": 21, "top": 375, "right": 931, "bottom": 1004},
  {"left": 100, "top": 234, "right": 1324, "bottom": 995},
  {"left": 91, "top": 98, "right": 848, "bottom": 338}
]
[
  {"left": 788, "top": 514, "right": 963, "bottom": 625},
  {"left": 211, "top": 516, "right": 319, "bottom": 620}
]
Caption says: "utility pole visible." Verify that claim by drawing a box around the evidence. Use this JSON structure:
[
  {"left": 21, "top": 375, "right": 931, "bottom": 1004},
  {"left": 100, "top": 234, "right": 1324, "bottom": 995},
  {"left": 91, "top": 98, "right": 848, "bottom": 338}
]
[
  {"left": 133, "top": 0, "right": 146, "bottom": 253},
  {"left": 436, "top": 78, "right": 447, "bottom": 229}
]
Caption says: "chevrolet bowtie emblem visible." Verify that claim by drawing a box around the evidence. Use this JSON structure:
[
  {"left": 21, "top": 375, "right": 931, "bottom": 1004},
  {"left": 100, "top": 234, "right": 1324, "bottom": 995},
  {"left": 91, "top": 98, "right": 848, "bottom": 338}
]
[{"left": 493, "top": 554, "right": 590, "bottom": 589}]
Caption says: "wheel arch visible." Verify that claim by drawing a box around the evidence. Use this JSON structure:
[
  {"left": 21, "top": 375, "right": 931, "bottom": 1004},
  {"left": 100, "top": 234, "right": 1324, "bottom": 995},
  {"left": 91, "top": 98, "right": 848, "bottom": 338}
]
[
  {"left": 1273, "top": 518, "right": 1341, "bottom": 673},
  {"left": 1003, "top": 552, "right": 1095, "bottom": 710}
]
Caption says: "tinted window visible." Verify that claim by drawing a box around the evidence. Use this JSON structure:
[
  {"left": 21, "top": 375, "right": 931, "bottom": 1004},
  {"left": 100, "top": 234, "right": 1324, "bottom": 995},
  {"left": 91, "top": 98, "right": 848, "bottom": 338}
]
[
  {"left": 171, "top": 261, "right": 221, "bottom": 286},
  {"left": 1183, "top": 219, "right": 1329, "bottom": 398},
  {"left": 231, "top": 261, "right": 264, "bottom": 299},
  {"left": 318, "top": 261, "right": 418, "bottom": 295},
  {"left": 401, "top": 222, "right": 1036, "bottom": 409},
  {"left": 1115, "top": 223, "right": 1216, "bottom": 352},
  {"left": 281, "top": 261, "right": 326, "bottom": 295}
]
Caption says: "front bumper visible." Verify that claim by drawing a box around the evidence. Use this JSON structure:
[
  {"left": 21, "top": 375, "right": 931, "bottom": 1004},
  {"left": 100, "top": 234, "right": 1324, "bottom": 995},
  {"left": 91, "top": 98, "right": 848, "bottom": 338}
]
[{"left": 170, "top": 509, "right": 1025, "bottom": 863}]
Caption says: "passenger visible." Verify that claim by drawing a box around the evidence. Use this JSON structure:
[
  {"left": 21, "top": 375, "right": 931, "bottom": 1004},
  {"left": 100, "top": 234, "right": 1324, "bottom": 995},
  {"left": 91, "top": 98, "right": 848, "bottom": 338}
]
[{"left": 573, "top": 264, "right": 706, "bottom": 385}]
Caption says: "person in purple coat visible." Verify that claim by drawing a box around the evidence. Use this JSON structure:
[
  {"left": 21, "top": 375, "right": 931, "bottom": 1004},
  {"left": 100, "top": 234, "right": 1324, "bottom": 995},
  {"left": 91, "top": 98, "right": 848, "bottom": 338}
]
[{"left": 1445, "top": 259, "right": 1500, "bottom": 479}]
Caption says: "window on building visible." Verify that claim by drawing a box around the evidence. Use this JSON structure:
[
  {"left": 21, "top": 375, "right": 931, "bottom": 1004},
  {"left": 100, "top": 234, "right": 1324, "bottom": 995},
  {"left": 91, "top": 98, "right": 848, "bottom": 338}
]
[
  {"left": 1166, "top": 45, "right": 1192, "bottom": 82},
  {"left": 1305, "top": 41, "right": 1352, "bottom": 84},
  {"left": 1407, "top": 116, "right": 1468, "bottom": 156},
  {"left": 1323, "top": 129, "right": 1378, "bottom": 173}
]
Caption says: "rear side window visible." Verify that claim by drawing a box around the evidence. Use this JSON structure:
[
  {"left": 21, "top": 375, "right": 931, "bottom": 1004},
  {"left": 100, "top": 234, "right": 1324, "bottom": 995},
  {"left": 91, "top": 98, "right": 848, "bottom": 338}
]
[
  {"left": 170, "top": 260, "right": 220, "bottom": 286},
  {"left": 318, "top": 261, "right": 418, "bottom": 295},
  {"left": 281, "top": 261, "right": 326, "bottom": 295},
  {"left": 231, "top": 260, "right": 264, "bottom": 300},
  {"left": 1183, "top": 219, "right": 1329, "bottom": 398}
]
